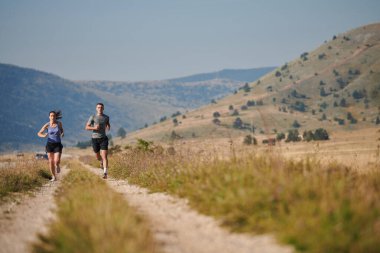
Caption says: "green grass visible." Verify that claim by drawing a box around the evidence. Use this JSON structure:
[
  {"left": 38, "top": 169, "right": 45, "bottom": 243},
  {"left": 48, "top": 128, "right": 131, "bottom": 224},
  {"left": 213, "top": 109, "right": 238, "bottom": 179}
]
[
  {"left": 0, "top": 159, "right": 50, "bottom": 198},
  {"left": 109, "top": 149, "right": 380, "bottom": 253},
  {"left": 32, "top": 162, "right": 157, "bottom": 253}
]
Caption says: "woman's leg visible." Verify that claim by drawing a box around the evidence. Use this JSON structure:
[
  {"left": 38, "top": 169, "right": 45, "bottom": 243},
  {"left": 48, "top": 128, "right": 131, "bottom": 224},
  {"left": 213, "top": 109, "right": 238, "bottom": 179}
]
[
  {"left": 47, "top": 152, "right": 56, "bottom": 180},
  {"left": 54, "top": 152, "right": 61, "bottom": 173}
]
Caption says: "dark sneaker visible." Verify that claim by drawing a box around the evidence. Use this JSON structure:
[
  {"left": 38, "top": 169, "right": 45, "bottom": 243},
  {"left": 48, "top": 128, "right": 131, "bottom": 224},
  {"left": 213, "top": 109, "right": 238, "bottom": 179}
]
[
  {"left": 102, "top": 173, "right": 107, "bottom": 179},
  {"left": 56, "top": 165, "right": 61, "bottom": 174}
]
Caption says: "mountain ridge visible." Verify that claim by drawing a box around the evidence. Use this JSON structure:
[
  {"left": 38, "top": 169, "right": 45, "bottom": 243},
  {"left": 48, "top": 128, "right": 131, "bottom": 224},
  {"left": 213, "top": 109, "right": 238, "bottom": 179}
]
[{"left": 0, "top": 63, "right": 274, "bottom": 151}]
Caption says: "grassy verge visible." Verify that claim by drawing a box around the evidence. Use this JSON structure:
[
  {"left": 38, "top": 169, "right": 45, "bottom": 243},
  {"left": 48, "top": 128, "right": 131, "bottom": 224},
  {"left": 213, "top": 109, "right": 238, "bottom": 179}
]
[
  {"left": 109, "top": 149, "right": 380, "bottom": 253},
  {"left": 0, "top": 158, "right": 50, "bottom": 199},
  {"left": 32, "top": 161, "right": 157, "bottom": 253}
]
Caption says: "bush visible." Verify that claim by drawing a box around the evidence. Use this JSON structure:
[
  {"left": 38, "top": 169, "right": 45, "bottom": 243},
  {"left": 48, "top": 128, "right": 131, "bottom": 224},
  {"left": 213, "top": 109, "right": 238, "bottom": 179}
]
[
  {"left": 213, "top": 111, "right": 221, "bottom": 118},
  {"left": 212, "top": 118, "right": 221, "bottom": 125},
  {"left": 314, "top": 128, "right": 329, "bottom": 140},
  {"left": 286, "top": 129, "right": 301, "bottom": 142},
  {"left": 276, "top": 132, "right": 285, "bottom": 141},
  {"left": 292, "top": 120, "right": 301, "bottom": 128},
  {"left": 243, "top": 135, "right": 257, "bottom": 145},
  {"left": 76, "top": 140, "right": 92, "bottom": 149},
  {"left": 117, "top": 127, "right": 127, "bottom": 139},
  {"left": 246, "top": 100, "right": 255, "bottom": 106},
  {"left": 233, "top": 117, "right": 243, "bottom": 129}
]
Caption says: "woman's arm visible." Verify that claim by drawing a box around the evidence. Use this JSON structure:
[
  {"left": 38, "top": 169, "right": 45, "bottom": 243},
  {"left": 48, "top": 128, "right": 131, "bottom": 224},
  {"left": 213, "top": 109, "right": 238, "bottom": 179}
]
[
  {"left": 59, "top": 121, "right": 64, "bottom": 137},
  {"left": 37, "top": 124, "right": 48, "bottom": 138}
]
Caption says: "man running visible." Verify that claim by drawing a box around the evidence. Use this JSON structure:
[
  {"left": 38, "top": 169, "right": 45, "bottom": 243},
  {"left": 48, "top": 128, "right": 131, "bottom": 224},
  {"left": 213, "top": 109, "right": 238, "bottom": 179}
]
[{"left": 85, "top": 103, "right": 111, "bottom": 179}]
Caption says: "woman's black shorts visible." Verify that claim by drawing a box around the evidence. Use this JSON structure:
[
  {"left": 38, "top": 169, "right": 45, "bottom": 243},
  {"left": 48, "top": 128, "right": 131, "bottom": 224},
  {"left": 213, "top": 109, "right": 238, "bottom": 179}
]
[
  {"left": 92, "top": 137, "right": 109, "bottom": 153},
  {"left": 46, "top": 142, "right": 63, "bottom": 153}
]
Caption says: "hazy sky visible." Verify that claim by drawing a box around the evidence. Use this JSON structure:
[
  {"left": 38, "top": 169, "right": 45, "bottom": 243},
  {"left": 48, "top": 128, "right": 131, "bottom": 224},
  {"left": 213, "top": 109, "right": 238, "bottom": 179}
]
[{"left": 1, "top": 0, "right": 379, "bottom": 81}]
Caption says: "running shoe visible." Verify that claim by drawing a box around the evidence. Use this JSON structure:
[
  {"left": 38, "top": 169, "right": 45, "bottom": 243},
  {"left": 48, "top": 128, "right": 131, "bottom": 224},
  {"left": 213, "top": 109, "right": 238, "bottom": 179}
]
[
  {"left": 50, "top": 176, "right": 56, "bottom": 182},
  {"left": 102, "top": 173, "right": 107, "bottom": 179},
  {"left": 56, "top": 165, "right": 61, "bottom": 173}
]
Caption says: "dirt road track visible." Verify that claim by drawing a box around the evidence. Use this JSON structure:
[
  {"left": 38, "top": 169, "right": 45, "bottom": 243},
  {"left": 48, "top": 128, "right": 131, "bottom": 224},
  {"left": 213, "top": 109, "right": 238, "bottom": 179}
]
[
  {"left": 88, "top": 166, "right": 293, "bottom": 253},
  {"left": 0, "top": 167, "right": 67, "bottom": 253}
]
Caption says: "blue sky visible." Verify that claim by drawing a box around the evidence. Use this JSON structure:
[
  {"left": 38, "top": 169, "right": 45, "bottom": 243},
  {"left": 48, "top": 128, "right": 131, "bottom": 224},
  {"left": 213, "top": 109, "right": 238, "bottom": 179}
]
[{"left": 0, "top": 0, "right": 379, "bottom": 81}]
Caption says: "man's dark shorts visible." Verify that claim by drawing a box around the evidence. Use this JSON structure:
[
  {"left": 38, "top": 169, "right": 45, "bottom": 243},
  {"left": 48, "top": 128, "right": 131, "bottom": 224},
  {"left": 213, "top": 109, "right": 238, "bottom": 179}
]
[
  {"left": 46, "top": 142, "right": 63, "bottom": 153},
  {"left": 92, "top": 137, "right": 109, "bottom": 153}
]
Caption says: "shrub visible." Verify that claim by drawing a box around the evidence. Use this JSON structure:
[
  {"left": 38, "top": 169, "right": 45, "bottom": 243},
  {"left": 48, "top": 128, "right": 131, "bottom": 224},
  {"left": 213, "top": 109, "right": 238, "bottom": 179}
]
[
  {"left": 246, "top": 100, "right": 256, "bottom": 106},
  {"left": 231, "top": 109, "right": 239, "bottom": 116},
  {"left": 243, "top": 135, "right": 257, "bottom": 145},
  {"left": 117, "top": 127, "right": 127, "bottom": 139},
  {"left": 233, "top": 117, "right": 243, "bottom": 129},
  {"left": 340, "top": 98, "right": 347, "bottom": 107},
  {"left": 276, "top": 132, "right": 285, "bottom": 141},
  {"left": 212, "top": 118, "right": 221, "bottom": 125},
  {"left": 286, "top": 129, "right": 301, "bottom": 142},
  {"left": 292, "top": 120, "right": 301, "bottom": 128},
  {"left": 303, "top": 130, "right": 314, "bottom": 142},
  {"left": 314, "top": 128, "right": 329, "bottom": 140},
  {"left": 213, "top": 111, "right": 221, "bottom": 118}
]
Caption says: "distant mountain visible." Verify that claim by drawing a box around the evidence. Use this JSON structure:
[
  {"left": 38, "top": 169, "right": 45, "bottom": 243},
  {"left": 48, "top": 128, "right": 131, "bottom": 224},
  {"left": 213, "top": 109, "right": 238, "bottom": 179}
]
[
  {"left": 167, "top": 67, "right": 276, "bottom": 83},
  {"left": 0, "top": 63, "right": 274, "bottom": 151},
  {"left": 122, "top": 23, "right": 380, "bottom": 143}
]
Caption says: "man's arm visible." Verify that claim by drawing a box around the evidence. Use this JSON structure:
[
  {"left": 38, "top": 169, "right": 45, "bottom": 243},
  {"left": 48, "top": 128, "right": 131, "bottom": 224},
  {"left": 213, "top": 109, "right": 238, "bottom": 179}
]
[{"left": 85, "top": 116, "right": 99, "bottom": 131}]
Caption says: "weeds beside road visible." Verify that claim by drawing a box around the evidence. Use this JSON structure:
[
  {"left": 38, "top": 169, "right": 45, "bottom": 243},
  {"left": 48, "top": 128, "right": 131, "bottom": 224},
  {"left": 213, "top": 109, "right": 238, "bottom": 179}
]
[
  {"left": 108, "top": 148, "right": 380, "bottom": 253},
  {"left": 32, "top": 161, "right": 156, "bottom": 253},
  {"left": 0, "top": 158, "right": 50, "bottom": 199}
]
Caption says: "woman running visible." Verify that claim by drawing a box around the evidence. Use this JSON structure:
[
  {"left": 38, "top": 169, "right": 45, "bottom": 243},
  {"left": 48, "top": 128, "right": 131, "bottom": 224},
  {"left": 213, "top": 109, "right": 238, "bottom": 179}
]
[{"left": 37, "top": 110, "right": 64, "bottom": 181}]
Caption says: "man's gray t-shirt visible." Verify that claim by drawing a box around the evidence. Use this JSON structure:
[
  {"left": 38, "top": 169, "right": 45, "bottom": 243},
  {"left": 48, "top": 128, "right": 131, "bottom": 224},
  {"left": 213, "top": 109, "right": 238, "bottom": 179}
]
[{"left": 87, "top": 114, "right": 110, "bottom": 139}]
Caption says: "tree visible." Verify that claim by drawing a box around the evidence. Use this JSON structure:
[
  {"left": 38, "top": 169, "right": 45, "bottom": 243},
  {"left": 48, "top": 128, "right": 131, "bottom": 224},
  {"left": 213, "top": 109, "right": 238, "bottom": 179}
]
[
  {"left": 286, "top": 129, "right": 301, "bottom": 142},
  {"left": 117, "top": 127, "right": 127, "bottom": 139},
  {"left": 276, "top": 132, "right": 285, "bottom": 141},
  {"left": 314, "top": 128, "right": 329, "bottom": 140},
  {"left": 213, "top": 111, "right": 221, "bottom": 118},
  {"left": 292, "top": 120, "right": 301, "bottom": 128},
  {"left": 233, "top": 117, "right": 243, "bottom": 129},
  {"left": 243, "top": 135, "right": 257, "bottom": 145},
  {"left": 303, "top": 130, "right": 314, "bottom": 142},
  {"left": 339, "top": 98, "right": 347, "bottom": 107}
]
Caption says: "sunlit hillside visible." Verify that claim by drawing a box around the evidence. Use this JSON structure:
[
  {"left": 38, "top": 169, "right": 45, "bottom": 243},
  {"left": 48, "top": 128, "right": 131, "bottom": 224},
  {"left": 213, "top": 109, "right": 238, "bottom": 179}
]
[{"left": 119, "top": 23, "right": 380, "bottom": 165}]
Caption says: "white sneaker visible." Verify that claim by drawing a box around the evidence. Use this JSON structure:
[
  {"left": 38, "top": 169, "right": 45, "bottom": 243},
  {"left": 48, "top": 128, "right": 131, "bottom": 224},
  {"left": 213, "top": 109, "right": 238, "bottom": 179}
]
[{"left": 50, "top": 176, "right": 56, "bottom": 182}]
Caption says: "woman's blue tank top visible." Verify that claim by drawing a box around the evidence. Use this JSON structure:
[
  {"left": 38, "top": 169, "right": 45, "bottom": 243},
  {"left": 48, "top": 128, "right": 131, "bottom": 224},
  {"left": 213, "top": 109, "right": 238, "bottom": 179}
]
[{"left": 47, "top": 123, "right": 61, "bottom": 143}]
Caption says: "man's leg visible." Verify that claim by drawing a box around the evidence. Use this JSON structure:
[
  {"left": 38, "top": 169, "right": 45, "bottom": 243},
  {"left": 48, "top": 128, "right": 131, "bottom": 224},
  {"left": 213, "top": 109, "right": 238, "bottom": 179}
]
[
  {"left": 100, "top": 149, "right": 108, "bottom": 178},
  {"left": 92, "top": 138, "right": 102, "bottom": 168}
]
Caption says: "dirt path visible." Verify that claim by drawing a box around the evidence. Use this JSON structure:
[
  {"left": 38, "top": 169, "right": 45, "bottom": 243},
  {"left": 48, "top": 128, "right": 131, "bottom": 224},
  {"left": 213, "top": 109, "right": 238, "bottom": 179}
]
[
  {"left": 0, "top": 167, "right": 68, "bottom": 253},
  {"left": 88, "top": 165, "right": 293, "bottom": 253}
]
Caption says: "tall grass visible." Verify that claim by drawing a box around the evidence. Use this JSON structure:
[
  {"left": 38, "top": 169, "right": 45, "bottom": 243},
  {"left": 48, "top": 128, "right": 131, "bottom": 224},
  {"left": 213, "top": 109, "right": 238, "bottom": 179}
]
[
  {"left": 0, "top": 158, "right": 50, "bottom": 198},
  {"left": 32, "top": 162, "right": 157, "bottom": 253},
  {"left": 109, "top": 149, "right": 380, "bottom": 253}
]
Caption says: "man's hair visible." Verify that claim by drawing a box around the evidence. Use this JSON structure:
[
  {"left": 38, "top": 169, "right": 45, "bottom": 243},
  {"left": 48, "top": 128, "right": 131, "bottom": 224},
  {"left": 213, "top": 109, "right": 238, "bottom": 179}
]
[{"left": 96, "top": 103, "right": 104, "bottom": 107}]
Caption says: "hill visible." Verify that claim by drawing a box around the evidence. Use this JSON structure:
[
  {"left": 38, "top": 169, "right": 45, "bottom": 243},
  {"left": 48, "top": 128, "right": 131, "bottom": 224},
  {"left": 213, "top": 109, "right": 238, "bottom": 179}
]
[
  {"left": 0, "top": 64, "right": 274, "bottom": 151},
  {"left": 121, "top": 23, "right": 380, "bottom": 146}
]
